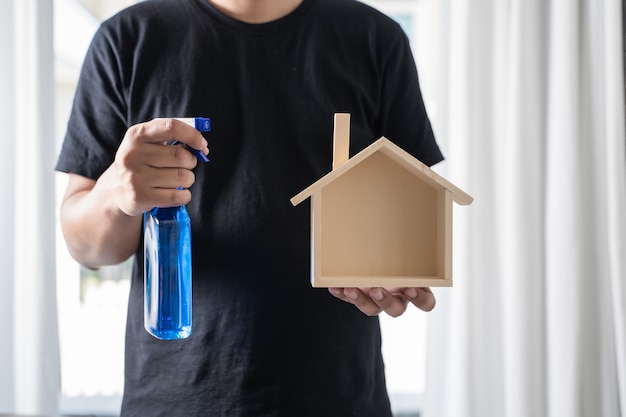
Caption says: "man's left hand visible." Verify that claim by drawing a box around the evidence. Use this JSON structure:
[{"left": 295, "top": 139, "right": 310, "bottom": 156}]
[{"left": 328, "top": 287, "right": 436, "bottom": 317}]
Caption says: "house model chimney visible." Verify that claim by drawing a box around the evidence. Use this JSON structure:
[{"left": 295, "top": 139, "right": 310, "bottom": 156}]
[{"left": 332, "top": 113, "right": 351, "bottom": 170}]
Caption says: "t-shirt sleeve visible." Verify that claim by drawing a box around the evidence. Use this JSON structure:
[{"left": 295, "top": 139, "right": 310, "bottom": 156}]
[
  {"left": 375, "top": 24, "right": 444, "bottom": 167},
  {"left": 55, "top": 21, "right": 130, "bottom": 180}
]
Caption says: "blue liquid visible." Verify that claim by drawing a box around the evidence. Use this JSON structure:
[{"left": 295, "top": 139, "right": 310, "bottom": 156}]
[{"left": 144, "top": 206, "right": 192, "bottom": 340}]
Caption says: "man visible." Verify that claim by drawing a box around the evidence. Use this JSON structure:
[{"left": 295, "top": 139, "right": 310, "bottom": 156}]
[{"left": 57, "top": 0, "right": 442, "bottom": 415}]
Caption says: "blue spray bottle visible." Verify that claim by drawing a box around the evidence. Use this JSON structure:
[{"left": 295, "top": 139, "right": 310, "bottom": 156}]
[{"left": 143, "top": 117, "right": 211, "bottom": 340}]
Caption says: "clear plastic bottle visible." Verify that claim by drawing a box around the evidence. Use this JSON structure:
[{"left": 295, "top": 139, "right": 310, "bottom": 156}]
[{"left": 144, "top": 205, "right": 192, "bottom": 340}]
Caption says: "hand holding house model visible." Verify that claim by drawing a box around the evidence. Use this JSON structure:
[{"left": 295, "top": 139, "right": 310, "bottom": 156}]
[{"left": 291, "top": 113, "right": 473, "bottom": 288}]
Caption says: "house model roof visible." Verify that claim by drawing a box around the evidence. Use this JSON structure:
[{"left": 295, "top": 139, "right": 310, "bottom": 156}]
[{"left": 291, "top": 137, "right": 473, "bottom": 207}]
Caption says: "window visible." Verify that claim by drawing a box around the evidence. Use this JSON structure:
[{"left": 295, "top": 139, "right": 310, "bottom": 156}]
[{"left": 55, "top": 2, "right": 137, "bottom": 415}]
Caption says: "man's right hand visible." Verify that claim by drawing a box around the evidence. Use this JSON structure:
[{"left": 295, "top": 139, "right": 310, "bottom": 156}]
[
  {"left": 59, "top": 118, "right": 209, "bottom": 268},
  {"left": 112, "top": 118, "right": 209, "bottom": 216}
]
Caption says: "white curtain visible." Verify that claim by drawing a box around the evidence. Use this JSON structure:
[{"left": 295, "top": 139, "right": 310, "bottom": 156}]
[
  {"left": 424, "top": 0, "right": 626, "bottom": 416},
  {"left": 0, "top": 0, "right": 60, "bottom": 414}
]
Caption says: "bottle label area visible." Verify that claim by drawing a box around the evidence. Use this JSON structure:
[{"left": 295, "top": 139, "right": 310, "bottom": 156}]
[{"left": 144, "top": 207, "right": 192, "bottom": 340}]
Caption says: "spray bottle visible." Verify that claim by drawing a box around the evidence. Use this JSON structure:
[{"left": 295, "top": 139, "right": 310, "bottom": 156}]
[{"left": 144, "top": 117, "right": 210, "bottom": 340}]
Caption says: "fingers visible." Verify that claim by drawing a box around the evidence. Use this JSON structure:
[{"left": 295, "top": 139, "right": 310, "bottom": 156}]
[
  {"left": 114, "top": 165, "right": 195, "bottom": 216},
  {"left": 328, "top": 287, "right": 437, "bottom": 317},
  {"left": 141, "top": 166, "right": 196, "bottom": 190},
  {"left": 405, "top": 287, "right": 436, "bottom": 312},
  {"left": 129, "top": 118, "right": 209, "bottom": 155},
  {"left": 119, "top": 119, "right": 208, "bottom": 169},
  {"left": 112, "top": 118, "right": 208, "bottom": 216},
  {"left": 146, "top": 143, "right": 200, "bottom": 170},
  {"left": 329, "top": 288, "right": 381, "bottom": 316},
  {"left": 329, "top": 287, "right": 409, "bottom": 318}
]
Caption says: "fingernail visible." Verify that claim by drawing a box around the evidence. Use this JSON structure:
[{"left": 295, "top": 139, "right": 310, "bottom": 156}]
[
  {"left": 406, "top": 288, "right": 418, "bottom": 299},
  {"left": 371, "top": 289, "right": 384, "bottom": 301},
  {"left": 346, "top": 290, "right": 358, "bottom": 300}
]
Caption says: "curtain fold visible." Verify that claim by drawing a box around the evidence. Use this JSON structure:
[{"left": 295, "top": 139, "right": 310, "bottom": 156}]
[
  {"left": 0, "top": 0, "right": 60, "bottom": 414},
  {"left": 0, "top": 0, "right": 18, "bottom": 408},
  {"left": 424, "top": 0, "right": 626, "bottom": 416}
]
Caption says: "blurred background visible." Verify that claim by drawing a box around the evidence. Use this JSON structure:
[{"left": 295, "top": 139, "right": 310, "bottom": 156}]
[{"left": 0, "top": 0, "right": 624, "bottom": 416}]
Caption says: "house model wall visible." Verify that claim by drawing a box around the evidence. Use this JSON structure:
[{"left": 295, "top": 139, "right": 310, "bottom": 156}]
[{"left": 291, "top": 114, "right": 473, "bottom": 288}]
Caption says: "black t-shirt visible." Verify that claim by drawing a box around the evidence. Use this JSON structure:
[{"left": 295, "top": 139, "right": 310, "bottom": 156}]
[{"left": 56, "top": 0, "right": 444, "bottom": 415}]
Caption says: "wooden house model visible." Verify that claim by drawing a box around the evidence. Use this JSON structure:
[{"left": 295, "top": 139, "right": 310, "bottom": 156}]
[{"left": 290, "top": 114, "right": 473, "bottom": 288}]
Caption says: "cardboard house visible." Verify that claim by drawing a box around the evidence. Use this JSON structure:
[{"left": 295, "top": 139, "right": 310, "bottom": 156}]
[{"left": 290, "top": 114, "right": 473, "bottom": 288}]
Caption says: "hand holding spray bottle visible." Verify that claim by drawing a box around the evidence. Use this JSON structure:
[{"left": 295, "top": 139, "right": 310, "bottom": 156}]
[{"left": 144, "top": 117, "right": 211, "bottom": 340}]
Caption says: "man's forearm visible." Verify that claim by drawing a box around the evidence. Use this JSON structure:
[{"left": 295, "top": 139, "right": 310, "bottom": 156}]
[{"left": 60, "top": 171, "right": 142, "bottom": 269}]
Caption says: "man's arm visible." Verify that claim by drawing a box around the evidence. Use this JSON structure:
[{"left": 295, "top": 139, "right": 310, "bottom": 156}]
[
  {"left": 60, "top": 172, "right": 142, "bottom": 269},
  {"left": 59, "top": 118, "right": 209, "bottom": 269}
]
